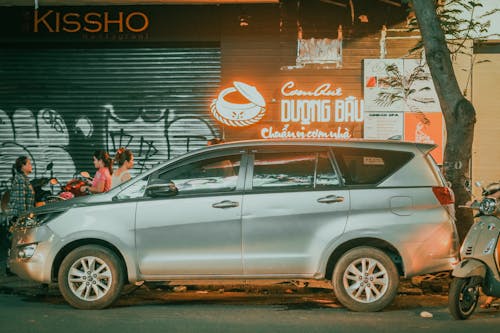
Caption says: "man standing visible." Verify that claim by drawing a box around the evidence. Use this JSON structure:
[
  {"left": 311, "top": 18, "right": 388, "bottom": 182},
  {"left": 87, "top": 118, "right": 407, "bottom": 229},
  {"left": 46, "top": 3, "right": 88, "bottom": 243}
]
[{"left": 9, "top": 156, "right": 34, "bottom": 218}]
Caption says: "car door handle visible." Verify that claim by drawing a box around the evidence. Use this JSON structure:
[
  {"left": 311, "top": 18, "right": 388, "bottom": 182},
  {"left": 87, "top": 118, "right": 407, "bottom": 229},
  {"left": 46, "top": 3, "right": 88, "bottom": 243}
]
[
  {"left": 317, "top": 195, "right": 344, "bottom": 203},
  {"left": 212, "top": 200, "right": 239, "bottom": 209}
]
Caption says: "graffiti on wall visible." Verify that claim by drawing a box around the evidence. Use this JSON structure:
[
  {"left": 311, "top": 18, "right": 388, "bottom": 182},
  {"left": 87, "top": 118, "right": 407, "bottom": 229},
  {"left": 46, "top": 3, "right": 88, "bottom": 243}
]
[
  {"left": 0, "top": 108, "right": 76, "bottom": 193},
  {"left": 0, "top": 104, "right": 219, "bottom": 195},
  {"left": 104, "top": 104, "right": 219, "bottom": 173}
]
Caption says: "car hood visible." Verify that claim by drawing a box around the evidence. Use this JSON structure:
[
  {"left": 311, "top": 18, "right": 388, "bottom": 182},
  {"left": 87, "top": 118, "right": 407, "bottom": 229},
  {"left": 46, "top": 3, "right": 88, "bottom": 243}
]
[{"left": 32, "top": 192, "right": 114, "bottom": 215}]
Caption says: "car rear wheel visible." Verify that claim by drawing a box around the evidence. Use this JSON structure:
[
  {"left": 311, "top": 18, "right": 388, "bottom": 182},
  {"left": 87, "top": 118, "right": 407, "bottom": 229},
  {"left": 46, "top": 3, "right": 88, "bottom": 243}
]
[
  {"left": 58, "top": 245, "right": 124, "bottom": 309},
  {"left": 332, "top": 246, "right": 399, "bottom": 312}
]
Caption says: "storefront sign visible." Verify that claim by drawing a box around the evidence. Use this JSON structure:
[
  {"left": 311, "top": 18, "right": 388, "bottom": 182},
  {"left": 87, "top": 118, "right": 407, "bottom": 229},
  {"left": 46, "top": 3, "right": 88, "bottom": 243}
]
[
  {"left": 34, "top": 10, "right": 149, "bottom": 33},
  {"left": 280, "top": 81, "right": 363, "bottom": 125},
  {"left": 210, "top": 81, "right": 266, "bottom": 127},
  {"left": 211, "top": 80, "right": 364, "bottom": 140},
  {"left": 261, "top": 81, "right": 362, "bottom": 139}
]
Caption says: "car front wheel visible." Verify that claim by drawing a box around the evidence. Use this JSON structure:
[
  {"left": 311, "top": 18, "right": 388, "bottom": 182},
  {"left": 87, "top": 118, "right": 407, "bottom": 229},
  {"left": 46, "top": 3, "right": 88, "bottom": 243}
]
[
  {"left": 332, "top": 246, "right": 399, "bottom": 312},
  {"left": 58, "top": 245, "right": 124, "bottom": 309}
]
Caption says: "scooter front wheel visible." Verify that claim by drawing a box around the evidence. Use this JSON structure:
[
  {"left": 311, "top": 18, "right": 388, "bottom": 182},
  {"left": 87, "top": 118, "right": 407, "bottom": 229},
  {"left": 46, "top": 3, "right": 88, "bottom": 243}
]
[{"left": 448, "top": 277, "right": 480, "bottom": 320}]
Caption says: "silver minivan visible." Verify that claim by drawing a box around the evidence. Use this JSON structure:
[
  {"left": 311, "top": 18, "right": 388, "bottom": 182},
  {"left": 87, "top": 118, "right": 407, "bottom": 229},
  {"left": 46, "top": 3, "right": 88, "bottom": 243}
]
[{"left": 9, "top": 140, "right": 459, "bottom": 311}]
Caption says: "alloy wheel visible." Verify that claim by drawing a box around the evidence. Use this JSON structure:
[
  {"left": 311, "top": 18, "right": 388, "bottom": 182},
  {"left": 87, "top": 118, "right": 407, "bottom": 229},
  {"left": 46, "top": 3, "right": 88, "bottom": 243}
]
[
  {"left": 67, "top": 255, "right": 113, "bottom": 301},
  {"left": 342, "top": 257, "right": 389, "bottom": 303}
]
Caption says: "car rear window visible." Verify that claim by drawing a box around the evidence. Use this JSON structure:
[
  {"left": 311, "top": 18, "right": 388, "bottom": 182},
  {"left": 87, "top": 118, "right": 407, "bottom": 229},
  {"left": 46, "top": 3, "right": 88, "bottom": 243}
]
[{"left": 334, "top": 147, "right": 413, "bottom": 185}]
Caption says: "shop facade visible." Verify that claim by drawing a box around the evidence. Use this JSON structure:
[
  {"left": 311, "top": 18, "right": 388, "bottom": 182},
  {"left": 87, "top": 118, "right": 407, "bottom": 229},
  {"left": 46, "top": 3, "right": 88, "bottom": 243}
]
[{"left": 2, "top": 1, "right": 490, "bottom": 194}]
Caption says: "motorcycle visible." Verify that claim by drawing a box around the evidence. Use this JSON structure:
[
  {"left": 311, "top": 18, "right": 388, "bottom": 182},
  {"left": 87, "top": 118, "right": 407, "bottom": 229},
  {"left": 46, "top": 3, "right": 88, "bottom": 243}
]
[
  {"left": 44, "top": 171, "right": 93, "bottom": 203},
  {"left": 448, "top": 181, "right": 500, "bottom": 320}
]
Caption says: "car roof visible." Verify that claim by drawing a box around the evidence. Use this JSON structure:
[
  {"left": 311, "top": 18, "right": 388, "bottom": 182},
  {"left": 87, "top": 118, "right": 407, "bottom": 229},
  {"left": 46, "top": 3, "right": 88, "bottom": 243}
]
[
  {"left": 205, "top": 139, "right": 435, "bottom": 153},
  {"left": 142, "top": 139, "right": 435, "bottom": 175}
]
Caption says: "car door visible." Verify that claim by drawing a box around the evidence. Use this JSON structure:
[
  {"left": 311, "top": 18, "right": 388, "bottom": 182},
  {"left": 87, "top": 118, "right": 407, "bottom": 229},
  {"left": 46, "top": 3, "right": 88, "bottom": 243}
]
[
  {"left": 134, "top": 149, "right": 246, "bottom": 277},
  {"left": 241, "top": 147, "right": 349, "bottom": 275}
]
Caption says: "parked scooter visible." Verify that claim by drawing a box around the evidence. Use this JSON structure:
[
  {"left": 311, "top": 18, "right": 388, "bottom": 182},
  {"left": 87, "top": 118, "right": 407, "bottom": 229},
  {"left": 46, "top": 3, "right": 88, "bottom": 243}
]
[
  {"left": 448, "top": 181, "right": 500, "bottom": 320},
  {"left": 44, "top": 171, "right": 93, "bottom": 203}
]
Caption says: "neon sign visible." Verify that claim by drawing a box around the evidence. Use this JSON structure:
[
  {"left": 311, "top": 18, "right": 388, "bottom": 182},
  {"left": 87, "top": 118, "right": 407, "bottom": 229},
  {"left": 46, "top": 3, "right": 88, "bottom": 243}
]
[
  {"left": 279, "top": 81, "right": 363, "bottom": 125},
  {"left": 281, "top": 81, "right": 342, "bottom": 97},
  {"left": 210, "top": 81, "right": 266, "bottom": 127},
  {"left": 33, "top": 10, "right": 149, "bottom": 33},
  {"left": 211, "top": 80, "right": 364, "bottom": 140}
]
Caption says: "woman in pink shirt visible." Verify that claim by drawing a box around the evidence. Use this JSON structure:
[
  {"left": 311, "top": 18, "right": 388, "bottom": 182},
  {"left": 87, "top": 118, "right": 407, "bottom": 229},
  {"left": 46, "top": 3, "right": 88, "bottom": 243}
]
[{"left": 81, "top": 150, "right": 113, "bottom": 194}]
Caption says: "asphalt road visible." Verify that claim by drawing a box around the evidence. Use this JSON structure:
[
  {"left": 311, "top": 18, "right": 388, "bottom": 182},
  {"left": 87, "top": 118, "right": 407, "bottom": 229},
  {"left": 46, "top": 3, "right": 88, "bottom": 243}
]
[{"left": 0, "top": 288, "right": 499, "bottom": 333}]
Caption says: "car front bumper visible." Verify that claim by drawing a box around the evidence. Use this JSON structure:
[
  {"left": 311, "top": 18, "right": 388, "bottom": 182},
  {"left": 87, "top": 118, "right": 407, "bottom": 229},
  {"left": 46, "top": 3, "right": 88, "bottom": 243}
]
[{"left": 8, "top": 225, "right": 58, "bottom": 284}]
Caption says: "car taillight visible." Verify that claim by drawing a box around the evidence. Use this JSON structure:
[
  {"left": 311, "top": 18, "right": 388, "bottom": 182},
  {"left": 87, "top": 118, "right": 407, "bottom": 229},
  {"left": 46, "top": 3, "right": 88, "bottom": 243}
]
[{"left": 432, "top": 186, "right": 455, "bottom": 205}]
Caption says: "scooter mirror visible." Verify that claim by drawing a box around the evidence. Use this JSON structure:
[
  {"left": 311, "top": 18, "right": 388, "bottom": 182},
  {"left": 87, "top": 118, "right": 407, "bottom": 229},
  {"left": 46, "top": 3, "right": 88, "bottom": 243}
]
[{"left": 80, "top": 171, "right": 91, "bottom": 179}]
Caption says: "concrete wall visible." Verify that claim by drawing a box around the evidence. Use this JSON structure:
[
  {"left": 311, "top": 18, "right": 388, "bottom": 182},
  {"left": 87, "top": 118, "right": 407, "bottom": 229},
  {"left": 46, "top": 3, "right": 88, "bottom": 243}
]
[
  {"left": 471, "top": 45, "right": 500, "bottom": 192},
  {"left": 453, "top": 41, "right": 500, "bottom": 195}
]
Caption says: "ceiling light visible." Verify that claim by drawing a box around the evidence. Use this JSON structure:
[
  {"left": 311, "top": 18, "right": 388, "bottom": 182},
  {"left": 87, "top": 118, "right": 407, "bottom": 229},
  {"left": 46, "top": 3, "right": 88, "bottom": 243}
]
[
  {"left": 239, "top": 15, "right": 249, "bottom": 27},
  {"left": 358, "top": 15, "right": 368, "bottom": 23}
]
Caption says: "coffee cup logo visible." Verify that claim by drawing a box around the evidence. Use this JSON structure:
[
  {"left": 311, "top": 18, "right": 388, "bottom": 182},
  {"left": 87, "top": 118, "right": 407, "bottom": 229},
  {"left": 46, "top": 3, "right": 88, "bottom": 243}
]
[{"left": 211, "top": 81, "right": 266, "bottom": 127}]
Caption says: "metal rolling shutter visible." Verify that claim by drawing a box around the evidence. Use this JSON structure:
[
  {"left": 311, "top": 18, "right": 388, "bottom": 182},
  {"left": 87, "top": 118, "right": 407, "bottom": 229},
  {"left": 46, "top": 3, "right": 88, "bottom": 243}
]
[{"left": 0, "top": 47, "right": 221, "bottom": 191}]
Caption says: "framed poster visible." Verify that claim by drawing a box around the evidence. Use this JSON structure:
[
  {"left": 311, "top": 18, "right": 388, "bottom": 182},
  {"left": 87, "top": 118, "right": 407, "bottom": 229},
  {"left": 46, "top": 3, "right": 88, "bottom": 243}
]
[
  {"left": 403, "top": 59, "right": 441, "bottom": 112},
  {"left": 364, "top": 59, "right": 441, "bottom": 113},
  {"left": 364, "top": 59, "right": 405, "bottom": 112},
  {"left": 404, "top": 112, "right": 444, "bottom": 164},
  {"left": 364, "top": 112, "right": 403, "bottom": 140}
]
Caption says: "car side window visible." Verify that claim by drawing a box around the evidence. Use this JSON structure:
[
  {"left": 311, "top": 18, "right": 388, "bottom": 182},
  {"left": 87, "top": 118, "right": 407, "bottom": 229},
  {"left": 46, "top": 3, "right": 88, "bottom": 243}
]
[
  {"left": 150, "top": 154, "right": 241, "bottom": 196},
  {"left": 251, "top": 151, "right": 339, "bottom": 191},
  {"left": 115, "top": 176, "right": 148, "bottom": 200}
]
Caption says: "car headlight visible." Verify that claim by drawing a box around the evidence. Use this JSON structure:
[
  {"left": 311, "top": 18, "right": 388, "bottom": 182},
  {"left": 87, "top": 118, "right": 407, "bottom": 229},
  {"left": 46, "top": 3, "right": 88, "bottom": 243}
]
[
  {"left": 14, "top": 211, "right": 64, "bottom": 230},
  {"left": 479, "top": 198, "right": 498, "bottom": 216},
  {"left": 17, "top": 243, "right": 37, "bottom": 259}
]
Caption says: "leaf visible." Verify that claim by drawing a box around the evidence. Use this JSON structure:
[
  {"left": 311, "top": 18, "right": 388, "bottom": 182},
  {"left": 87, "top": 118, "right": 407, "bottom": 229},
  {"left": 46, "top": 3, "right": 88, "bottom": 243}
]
[
  {"left": 467, "top": 1, "right": 483, "bottom": 9},
  {"left": 407, "top": 88, "right": 416, "bottom": 96},
  {"left": 375, "top": 92, "right": 403, "bottom": 107}
]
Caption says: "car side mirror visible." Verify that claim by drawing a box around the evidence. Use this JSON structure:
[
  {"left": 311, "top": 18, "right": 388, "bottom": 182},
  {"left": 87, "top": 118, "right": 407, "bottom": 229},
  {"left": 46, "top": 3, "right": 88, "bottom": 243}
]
[{"left": 145, "top": 183, "right": 178, "bottom": 198}]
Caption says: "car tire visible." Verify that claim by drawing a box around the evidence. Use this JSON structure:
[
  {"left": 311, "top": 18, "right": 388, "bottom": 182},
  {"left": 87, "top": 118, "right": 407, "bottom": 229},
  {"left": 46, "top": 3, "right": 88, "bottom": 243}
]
[
  {"left": 332, "top": 246, "right": 399, "bottom": 312},
  {"left": 58, "top": 245, "right": 124, "bottom": 309}
]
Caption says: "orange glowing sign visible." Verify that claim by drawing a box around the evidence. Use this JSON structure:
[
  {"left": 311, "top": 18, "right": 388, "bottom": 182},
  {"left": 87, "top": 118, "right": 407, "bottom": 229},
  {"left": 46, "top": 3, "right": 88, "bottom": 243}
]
[
  {"left": 211, "top": 80, "right": 364, "bottom": 141},
  {"left": 279, "top": 81, "right": 363, "bottom": 123},
  {"left": 210, "top": 81, "right": 266, "bottom": 127},
  {"left": 34, "top": 10, "right": 149, "bottom": 33}
]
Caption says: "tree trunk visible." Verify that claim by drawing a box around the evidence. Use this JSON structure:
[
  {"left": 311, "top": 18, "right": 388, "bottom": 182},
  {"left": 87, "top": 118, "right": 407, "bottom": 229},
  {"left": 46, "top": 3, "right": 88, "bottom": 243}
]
[{"left": 411, "top": 0, "right": 476, "bottom": 242}]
